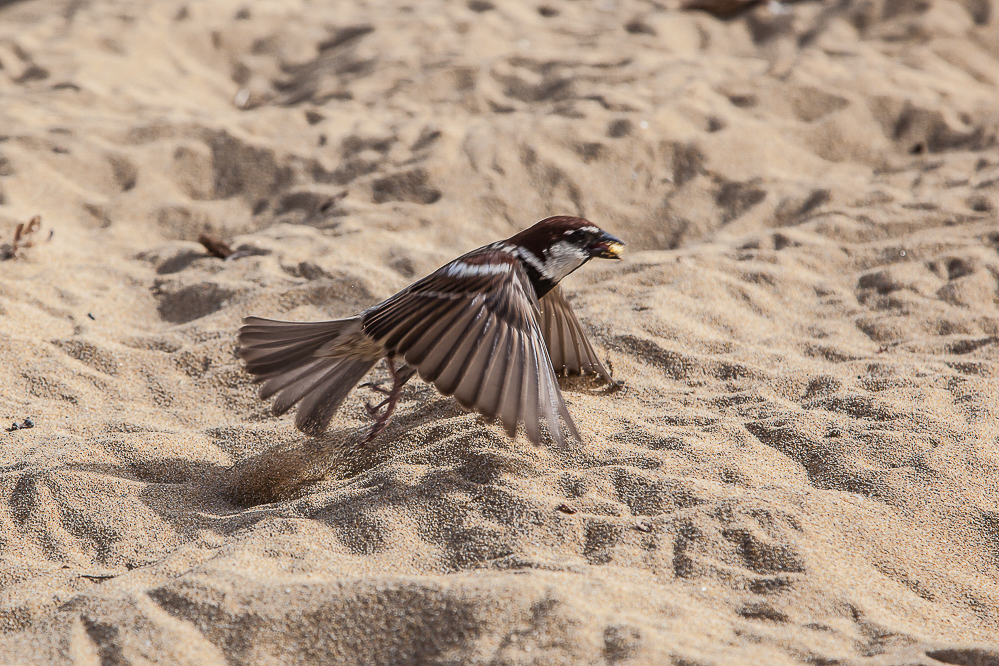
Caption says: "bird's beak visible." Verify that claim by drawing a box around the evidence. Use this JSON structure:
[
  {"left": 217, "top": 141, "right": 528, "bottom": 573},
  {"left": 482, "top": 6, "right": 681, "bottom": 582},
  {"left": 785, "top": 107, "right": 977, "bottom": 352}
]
[{"left": 589, "top": 231, "right": 625, "bottom": 260}]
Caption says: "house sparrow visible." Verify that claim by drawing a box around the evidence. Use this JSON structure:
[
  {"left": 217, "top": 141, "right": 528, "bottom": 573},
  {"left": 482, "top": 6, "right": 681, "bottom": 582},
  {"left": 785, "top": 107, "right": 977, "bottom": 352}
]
[{"left": 238, "top": 216, "right": 624, "bottom": 446}]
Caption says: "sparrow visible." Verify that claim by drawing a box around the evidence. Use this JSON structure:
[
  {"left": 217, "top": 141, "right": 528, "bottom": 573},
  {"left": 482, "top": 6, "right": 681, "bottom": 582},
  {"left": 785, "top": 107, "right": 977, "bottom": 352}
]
[{"left": 237, "top": 216, "right": 624, "bottom": 446}]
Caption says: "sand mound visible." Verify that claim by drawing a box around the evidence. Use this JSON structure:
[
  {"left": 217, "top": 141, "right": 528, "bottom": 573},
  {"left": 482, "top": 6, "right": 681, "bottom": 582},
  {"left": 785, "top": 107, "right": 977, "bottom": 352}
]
[{"left": 1, "top": 0, "right": 998, "bottom": 662}]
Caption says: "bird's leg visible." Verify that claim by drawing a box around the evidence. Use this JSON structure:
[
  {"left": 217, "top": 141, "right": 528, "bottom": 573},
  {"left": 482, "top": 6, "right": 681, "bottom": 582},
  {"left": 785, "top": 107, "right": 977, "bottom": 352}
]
[{"left": 363, "top": 356, "right": 403, "bottom": 444}]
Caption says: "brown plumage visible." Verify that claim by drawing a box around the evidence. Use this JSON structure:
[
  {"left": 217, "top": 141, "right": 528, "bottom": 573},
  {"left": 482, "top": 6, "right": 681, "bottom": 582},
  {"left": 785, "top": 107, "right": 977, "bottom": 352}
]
[{"left": 238, "top": 216, "right": 624, "bottom": 445}]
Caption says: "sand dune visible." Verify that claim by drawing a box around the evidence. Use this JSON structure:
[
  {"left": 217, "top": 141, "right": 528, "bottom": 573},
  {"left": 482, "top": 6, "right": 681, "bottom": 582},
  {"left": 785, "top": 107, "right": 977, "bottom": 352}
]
[{"left": 1, "top": 0, "right": 998, "bottom": 662}]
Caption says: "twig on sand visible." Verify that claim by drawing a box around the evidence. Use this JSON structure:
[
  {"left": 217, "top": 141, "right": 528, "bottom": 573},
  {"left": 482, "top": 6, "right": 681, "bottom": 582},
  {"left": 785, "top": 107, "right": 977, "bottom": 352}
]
[
  {"left": 1, "top": 215, "right": 42, "bottom": 260},
  {"left": 198, "top": 233, "right": 234, "bottom": 259},
  {"left": 682, "top": 0, "right": 765, "bottom": 17}
]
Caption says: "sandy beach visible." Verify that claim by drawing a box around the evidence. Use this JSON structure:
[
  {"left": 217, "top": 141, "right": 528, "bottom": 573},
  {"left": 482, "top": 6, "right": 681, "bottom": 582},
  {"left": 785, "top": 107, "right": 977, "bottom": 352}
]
[{"left": 1, "top": 0, "right": 998, "bottom": 662}]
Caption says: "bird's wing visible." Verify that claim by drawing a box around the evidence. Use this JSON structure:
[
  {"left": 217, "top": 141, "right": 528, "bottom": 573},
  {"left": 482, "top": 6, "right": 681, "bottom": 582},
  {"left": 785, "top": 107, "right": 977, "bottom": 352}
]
[
  {"left": 537, "top": 286, "right": 612, "bottom": 382},
  {"left": 361, "top": 249, "right": 578, "bottom": 446}
]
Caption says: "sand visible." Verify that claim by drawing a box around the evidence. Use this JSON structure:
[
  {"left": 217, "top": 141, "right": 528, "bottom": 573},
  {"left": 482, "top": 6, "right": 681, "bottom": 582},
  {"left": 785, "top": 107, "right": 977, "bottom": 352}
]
[{"left": 1, "top": 0, "right": 998, "bottom": 662}]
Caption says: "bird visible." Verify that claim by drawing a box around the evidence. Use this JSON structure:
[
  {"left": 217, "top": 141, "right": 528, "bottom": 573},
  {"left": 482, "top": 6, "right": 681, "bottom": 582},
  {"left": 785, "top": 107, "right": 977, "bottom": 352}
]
[{"left": 237, "top": 215, "right": 624, "bottom": 446}]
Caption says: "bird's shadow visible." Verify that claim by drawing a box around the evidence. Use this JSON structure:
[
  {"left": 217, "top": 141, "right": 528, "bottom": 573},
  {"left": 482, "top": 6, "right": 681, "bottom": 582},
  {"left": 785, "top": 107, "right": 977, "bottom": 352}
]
[
  {"left": 220, "top": 396, "right": 474, "bottom": 506},
  {"left": 218, "top": 368, "right": 617, "bottom": 507}
]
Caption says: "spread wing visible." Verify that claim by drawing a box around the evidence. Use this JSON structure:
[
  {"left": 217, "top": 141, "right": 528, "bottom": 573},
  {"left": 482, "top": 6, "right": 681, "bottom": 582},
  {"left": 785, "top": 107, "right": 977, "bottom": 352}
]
[
  {"left": 361, "top": 250, "right": 579, "bottom": 446},
  {"left": 538, "top": 286, "right": 612, "bottom": 382}
]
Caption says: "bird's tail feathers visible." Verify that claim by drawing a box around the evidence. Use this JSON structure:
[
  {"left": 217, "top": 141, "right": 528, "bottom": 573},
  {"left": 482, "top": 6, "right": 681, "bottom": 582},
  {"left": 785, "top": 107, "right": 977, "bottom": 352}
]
[{"left": 238, "top": 316, "right": 378, "bottom": 436}]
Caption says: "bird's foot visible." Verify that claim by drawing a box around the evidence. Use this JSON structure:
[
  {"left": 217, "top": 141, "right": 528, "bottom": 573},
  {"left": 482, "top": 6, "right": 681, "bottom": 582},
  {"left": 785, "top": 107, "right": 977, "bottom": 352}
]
[{"left": 363, "top": 357, "right": 403, "bottom": 444}]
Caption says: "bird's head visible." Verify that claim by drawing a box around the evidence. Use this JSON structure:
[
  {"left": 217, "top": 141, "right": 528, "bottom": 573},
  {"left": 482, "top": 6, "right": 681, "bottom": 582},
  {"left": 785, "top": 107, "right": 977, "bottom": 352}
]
[{"left": 506, "top": 216, "right": 625, "bottom": 288}]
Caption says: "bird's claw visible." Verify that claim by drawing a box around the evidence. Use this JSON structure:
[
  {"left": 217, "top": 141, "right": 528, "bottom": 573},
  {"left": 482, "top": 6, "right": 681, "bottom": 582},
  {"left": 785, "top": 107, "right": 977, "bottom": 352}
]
[
  {"left": 360, "top": 381, "right": 393, "bottom": 396},
  {"left": 364, "top": 397, "right": 391, "bottom": 417}
]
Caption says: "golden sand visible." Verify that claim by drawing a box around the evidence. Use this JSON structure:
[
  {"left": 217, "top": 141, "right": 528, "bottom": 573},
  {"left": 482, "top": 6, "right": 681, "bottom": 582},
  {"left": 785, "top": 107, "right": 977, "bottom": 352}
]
[{"left": 1, "top": 0, "right": 998, "bottom": 662}]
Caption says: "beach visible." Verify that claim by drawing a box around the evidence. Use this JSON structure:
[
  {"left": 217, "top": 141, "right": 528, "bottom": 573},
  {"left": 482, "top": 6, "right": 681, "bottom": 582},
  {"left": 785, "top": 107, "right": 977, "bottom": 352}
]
[{"left": 1, "top": 0, "right": 998, "bottom": 662}]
